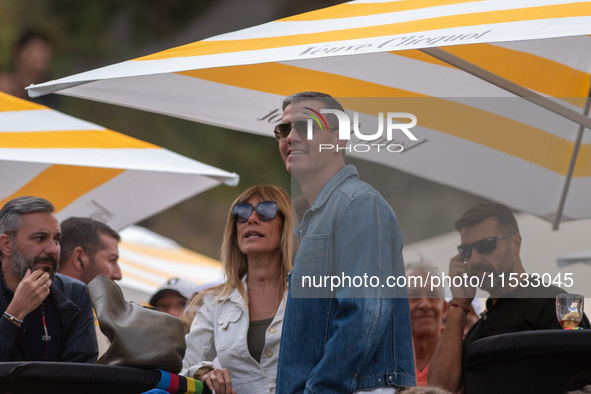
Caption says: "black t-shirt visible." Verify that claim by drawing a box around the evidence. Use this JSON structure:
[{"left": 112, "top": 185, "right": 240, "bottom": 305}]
[{"left": 462, "top": 283, "right": 590, "bottom": 388}]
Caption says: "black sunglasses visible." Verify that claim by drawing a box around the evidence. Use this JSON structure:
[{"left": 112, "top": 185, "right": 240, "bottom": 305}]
[
  {"left": 457, "top": 232, "right": 515, "bottom": 259},
  {"left": 231, "top": 201, "right": 280, "bottom": 223},
  {"left": 274, "top": 120, "right": 336, "bottom": 142},
  {"left": 274, "top": 120, "right": 312, "bottom": 142}
]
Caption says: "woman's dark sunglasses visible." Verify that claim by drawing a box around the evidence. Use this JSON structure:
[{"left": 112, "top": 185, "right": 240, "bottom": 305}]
[
  {"left": 457, "top": 232, "right": 515, "bottom": 259},
  {"left": 231, "top": 201, "right": 280, "bottom": 223}
]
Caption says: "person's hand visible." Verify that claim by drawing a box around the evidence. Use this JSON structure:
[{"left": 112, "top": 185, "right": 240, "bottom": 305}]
[
  {"left": 449, "top": 253, "right": 475, "bottom": 307},
  {"left": 5, "top": 269, "right": 51, "bottom": 322},
  {"left": 199, "top": 368, "right": 235, "bottom": 394}
]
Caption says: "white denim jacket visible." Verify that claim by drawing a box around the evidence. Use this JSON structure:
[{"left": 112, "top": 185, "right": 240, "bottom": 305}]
[{"left": 181, "top": 281, "right": 286, "bottom": 394}]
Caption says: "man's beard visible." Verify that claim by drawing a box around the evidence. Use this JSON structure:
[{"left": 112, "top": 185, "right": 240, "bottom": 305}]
[{"left": 11, "top": 241, "right": 58, "bottom": 279}]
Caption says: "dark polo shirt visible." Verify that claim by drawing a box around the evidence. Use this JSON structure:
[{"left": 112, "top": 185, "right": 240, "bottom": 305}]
[{"left": 462, "top": 283, "right": 590, "bottom": 377}]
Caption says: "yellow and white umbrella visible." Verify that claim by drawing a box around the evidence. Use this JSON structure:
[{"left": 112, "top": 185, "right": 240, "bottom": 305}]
[
  {"left": 28, "top": 0, "right": 591, "bottom": 227},
  {"left": 117, "top": 225, "right": 223, "bottom": 304},
  {"left": 0, "top": 91, "right": 238, "bottom": 230}
]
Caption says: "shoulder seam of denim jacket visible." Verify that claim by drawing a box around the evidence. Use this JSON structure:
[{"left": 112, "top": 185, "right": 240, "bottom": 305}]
[{"left": 311, "top": 164, "right": 358, "bottom": 209}]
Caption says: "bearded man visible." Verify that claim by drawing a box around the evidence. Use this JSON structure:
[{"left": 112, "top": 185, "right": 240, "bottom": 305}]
[{"left": 0, "top": 196, "right": 97, "bottom": 362}]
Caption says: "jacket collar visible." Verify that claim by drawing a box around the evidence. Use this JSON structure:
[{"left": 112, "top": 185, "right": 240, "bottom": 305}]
[
  {"left": 49, "top": 275, "right": 81, "bottom": 329},
  {"left": 228, "top": 277, "right": 247, "bottom": 305},
  {"left": 212, "top": 276, "right": 246, "bottom": 305},
  {"left": 310, "top": 164, "right": 359, "bottom": 210}
]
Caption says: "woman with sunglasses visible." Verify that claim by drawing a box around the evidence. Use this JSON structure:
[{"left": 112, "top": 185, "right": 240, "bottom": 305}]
[{"left": 181, "top": 185, "right": 291, "bottom": 394}]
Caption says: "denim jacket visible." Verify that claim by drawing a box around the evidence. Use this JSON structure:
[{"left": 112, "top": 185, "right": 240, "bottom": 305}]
[{"left": 276, "top": 165, "right": 415, "bottom": 394}]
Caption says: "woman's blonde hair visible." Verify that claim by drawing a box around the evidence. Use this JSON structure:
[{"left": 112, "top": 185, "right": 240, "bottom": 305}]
[{"left": 189, "top": 185, "right": 292, "bottom": 309}]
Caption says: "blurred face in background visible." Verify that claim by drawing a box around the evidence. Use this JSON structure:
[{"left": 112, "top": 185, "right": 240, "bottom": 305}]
[
  {"left": 153, "top": 290, "right": 187, "bottom": 318},
  {"left": 407, "top": 268, "right": 446, "bottom": 339},
  {"left": 15, "top": 37, "right": 52, "bottom": 82}
]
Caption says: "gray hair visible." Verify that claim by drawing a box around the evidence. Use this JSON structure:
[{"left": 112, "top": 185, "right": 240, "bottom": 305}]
[
  {"left": 405, "top": 259, "right": 440, "bottom": 278},
  {"left": 405, "top": 259, "right": 443, "bottom": 298},
  {"left": 0, "top": 196, "right": 55, "bottom": 237}
]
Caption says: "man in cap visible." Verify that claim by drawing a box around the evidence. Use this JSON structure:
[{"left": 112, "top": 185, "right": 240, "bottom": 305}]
[{"left": 149, "top": 277, "right": 197, "bottom": 319}]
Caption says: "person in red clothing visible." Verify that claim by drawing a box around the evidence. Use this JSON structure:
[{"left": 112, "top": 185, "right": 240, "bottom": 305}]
[{"left": 406, "top": 261, "right": 447, "bottom": 386}]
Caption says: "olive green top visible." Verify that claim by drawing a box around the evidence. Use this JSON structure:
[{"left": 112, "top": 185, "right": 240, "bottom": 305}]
[{"left": 247, "top": 317, "right": 274, "bottom": 363}]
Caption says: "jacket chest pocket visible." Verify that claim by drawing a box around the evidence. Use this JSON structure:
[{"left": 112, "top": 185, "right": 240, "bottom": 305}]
[
  {"left": 291, "top": 234, "right": 331, "bottom": 297},
  {"left": 215, "top": 309, "right": 243, "bottom": 351}
]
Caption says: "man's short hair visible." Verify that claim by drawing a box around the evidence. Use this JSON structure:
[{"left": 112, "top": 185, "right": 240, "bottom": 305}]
[
  {"left": 282, "top": 91, "right": 346, "bottom": 159},
  {"left": 454, "top": 202, "right": 519, "bottom": 234},
  {"left": 0, "top": 196, "right": 55, "bottom": 238},
  {"left": 60, "top": 218, "right": 120, "bottom": 263},
  {"left": 282, "top": 91, "right": 345, "bottom": 113}
]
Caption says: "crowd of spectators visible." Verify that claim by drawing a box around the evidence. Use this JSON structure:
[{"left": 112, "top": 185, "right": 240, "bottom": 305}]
[{"left": 0, "top": 92, "right": 587, "bottom": 394}]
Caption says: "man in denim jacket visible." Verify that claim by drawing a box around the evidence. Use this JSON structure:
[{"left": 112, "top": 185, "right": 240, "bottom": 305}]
[{"left": 275, "top": 92, "right": 415, "bottom": 393}]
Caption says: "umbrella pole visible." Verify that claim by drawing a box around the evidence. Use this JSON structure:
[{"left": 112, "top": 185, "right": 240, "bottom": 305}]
[
  {"left": 552, "top": 86, "right": 591, "bottom": 230},
  {"left": 419, "top": 48, "right": 591, "bottom": 132},
  {"left": 420, "top": 48, "right": 591, "bottom": 229}
]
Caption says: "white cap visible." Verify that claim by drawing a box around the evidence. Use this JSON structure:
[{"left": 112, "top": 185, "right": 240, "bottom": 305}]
[{"left": 149, "top": 277, "right": 198, "bottom": 306}]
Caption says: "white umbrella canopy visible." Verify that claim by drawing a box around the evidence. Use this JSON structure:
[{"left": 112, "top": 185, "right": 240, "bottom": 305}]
[
  {"left": 0, "top": 91, "right": 238, "bottom": 230},
  {"left": 28, "top": 0, "right": 591, "bottom": 226},
  {"left": 116, "top": 225, "right": 223, "bottom": 304}
]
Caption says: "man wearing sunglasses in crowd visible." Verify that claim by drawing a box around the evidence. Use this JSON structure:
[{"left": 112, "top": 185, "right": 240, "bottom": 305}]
[
  {"left": 274, "top": 92, "right": 415, "bottom": 393},
  {"left": 428, "top": 202, "right": 590, "bottom": 393}
]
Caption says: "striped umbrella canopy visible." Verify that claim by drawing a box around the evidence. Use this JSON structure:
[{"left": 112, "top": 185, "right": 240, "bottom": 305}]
[
  {"left": 28, "top": 0, "right": 591, "bottom": 227},
  {"left": 117, "top": 225, "right": 223, "bottom": 303},
  {"left": 0, "top": 91, "right": 238, "bottom": 230}
]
